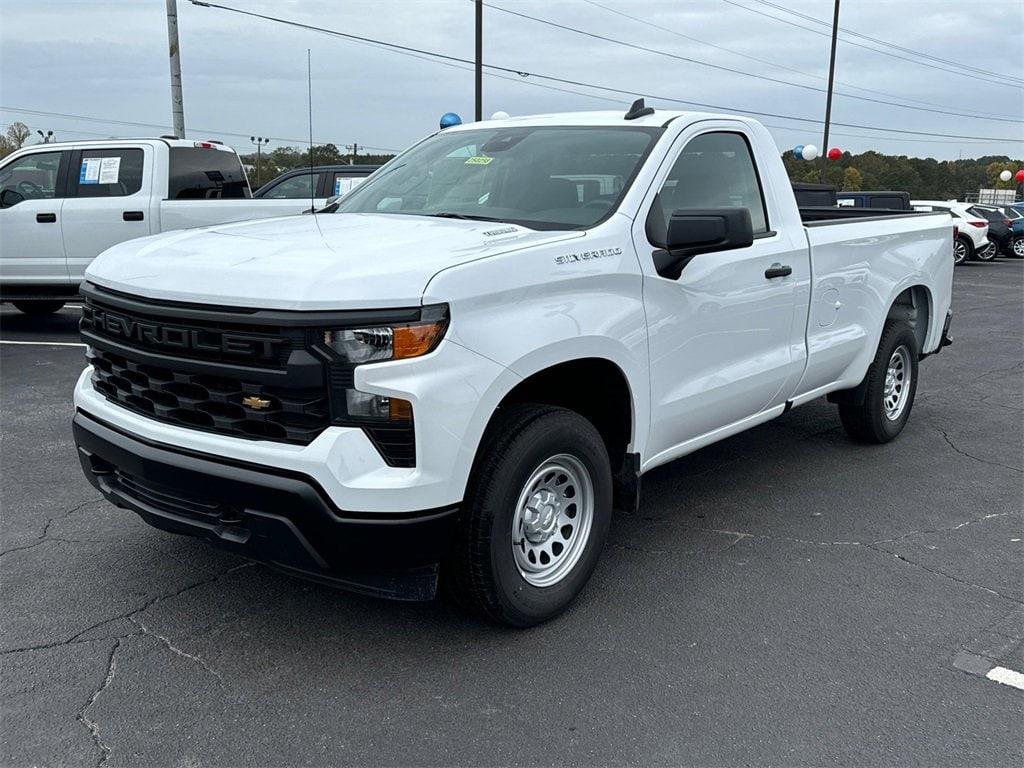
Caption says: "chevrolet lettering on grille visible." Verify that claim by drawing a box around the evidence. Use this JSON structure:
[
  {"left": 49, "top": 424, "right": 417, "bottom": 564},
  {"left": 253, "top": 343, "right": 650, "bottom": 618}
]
[{"left": 85, "top": 306, "right": 281, "bottom": 360}]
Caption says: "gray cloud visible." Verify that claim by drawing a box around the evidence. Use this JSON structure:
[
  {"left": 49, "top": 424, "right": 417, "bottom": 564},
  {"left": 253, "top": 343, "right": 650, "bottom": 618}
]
[{"left": 1, "top": 0, "right": 1021, "bottom": 160}]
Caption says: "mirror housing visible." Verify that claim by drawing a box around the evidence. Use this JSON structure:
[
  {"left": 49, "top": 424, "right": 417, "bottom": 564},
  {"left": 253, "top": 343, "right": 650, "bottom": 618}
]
[
  {"left": 653, "top": 207, "right": 754, "bottom": 279},
  {"left": 0, "top": 188, "right": 25, "bottom": 208}
]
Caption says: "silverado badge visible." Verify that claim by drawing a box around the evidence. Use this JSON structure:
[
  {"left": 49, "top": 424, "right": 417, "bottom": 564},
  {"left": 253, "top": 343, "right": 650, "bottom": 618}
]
[{"left": 242, "top": 396, "right": 272, "bottom": 411}]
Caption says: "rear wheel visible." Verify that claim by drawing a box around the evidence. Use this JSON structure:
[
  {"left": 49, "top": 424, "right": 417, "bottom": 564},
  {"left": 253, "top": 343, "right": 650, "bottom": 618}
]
[
  {"left": 838, "top": 321, "right": 919, "bottom": 444},
  {"left": 12, "top": 300, "right": 65, "bottom": 316},
  {"left": 1012, "top": 237, "right": 1024, "bottom": 258},
  {"left": 953, "top": 236, "right": 970, "bottom": 265},
  {"left": 447, "top": 404, "right": 612, "bottom": 627}
]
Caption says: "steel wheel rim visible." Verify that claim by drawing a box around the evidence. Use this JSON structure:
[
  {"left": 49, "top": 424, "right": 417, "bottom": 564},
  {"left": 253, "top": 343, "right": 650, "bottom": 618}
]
[
  {"left": 511, "top": 453, "right": 594, "bottom": 588},
  {"left": 953, "top": 239, "right": 967, "bottom": 264},
  {"left": 883, "top": 345, "right": 912, "bottom": 421}
]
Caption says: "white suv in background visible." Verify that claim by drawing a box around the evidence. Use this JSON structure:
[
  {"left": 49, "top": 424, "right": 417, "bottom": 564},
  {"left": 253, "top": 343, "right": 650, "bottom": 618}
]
[{"left": 912, "top": 200, "right": 990, "bottom": 264}]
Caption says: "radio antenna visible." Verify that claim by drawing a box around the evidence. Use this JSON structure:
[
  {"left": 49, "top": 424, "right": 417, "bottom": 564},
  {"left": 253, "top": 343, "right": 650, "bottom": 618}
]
[{"left": 307, "top": 48, "right": 314, "bottom": 214}]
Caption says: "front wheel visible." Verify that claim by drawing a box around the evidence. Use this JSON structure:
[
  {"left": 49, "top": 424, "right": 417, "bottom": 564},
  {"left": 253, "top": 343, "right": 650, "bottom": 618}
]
[
  {"left": 975, "top": 238, "right": 998, "bottom": 262},
  {"left": 447, "top": 404, "right": 612, "bottom": 626},
  {"left": 1012, "top": 237, "right": 1024, "bottom": 258},
  {"left": 838, "top": 321, "right": 919, "bottom": 444}
]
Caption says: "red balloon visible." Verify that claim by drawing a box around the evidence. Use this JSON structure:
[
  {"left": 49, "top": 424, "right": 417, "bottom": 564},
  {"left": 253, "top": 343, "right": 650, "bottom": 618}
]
[
  {"left": 1016, "top": 169, "right": 1024, "bottom": 183},
  {"left": 827, "top": 147, "right": 842, "bottom": 161}
]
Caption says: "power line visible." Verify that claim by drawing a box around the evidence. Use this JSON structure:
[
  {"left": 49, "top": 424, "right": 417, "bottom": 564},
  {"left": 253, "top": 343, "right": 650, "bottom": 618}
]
[
  {"left": 749, "top": 0, "right": 1024, "bottom": 84},
  {"left": 0, "top": 106, "right": 400, "bottom": 152},
  {"left": 184, "top": 1, "right": 1024, "bottom": 144},
  {"left": 721, "top": 0, "right": 1024, "bottom": 90},
  {"left": 578, "top": 0, "right": 1014, "bottom": 121},
  {"left": 483, "top": 1, "right": 1023, "bottom": 124}
]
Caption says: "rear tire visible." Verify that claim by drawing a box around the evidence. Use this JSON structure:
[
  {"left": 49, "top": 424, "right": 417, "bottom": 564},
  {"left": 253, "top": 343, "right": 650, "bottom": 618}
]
[
  {"left": 1012, "top": 237, "right": 1024, "bottom": 258},
  {"left": 953, "top": 236, "right": 970, "bottom": 265},
  {"left": 447, "top": 404, "right": 612, "bottom": 627},
  {"left": 12, "top": 300, "right": 64, "bottom": 316},
  {"left": 838, "top": 321, "right": 919, "bottom": 444}
]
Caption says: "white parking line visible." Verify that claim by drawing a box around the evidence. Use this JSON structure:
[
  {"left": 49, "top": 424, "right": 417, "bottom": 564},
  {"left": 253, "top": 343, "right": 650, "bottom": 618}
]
[
  {"left": 986, "top": 666, "right": 1024, "bottom": 691},
  {"left": 0, "top": 340, "right": 86, "bottom": 348}
]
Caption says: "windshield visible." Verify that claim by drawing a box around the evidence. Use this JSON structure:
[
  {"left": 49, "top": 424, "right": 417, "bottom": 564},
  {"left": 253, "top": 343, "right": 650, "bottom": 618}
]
[{"left": 334, "top": 125, "right": 662, "bottom": 230}]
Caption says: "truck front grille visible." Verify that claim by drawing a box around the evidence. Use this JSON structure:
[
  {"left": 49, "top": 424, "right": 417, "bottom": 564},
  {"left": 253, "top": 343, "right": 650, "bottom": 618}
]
[{"left": 87, "top": 348, "right": 330, "bottom": 444}]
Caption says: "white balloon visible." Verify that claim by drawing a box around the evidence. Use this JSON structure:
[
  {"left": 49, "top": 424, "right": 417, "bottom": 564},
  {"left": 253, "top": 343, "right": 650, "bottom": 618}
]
[
  {"left": 1000, "top": 170, "right": 1013, "bottom": 182},
  {"left": 801, "top": 144, "right": 819, "bottom": 161},
  {"left": 490, "top": 110, "right": 510, "bottom": 120}
]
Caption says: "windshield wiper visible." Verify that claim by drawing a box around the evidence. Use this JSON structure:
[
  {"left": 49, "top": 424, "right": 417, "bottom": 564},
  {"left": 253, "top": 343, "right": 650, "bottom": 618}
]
[{"left": 427, "top": 212, "right": 504, "bottom": 222}]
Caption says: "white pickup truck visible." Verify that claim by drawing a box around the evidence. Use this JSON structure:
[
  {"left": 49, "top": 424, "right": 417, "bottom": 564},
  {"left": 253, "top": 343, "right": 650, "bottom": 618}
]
[
  {"left": 0, "top": 138, "right": 315, "bottom": 314},
  {"left": 72, "top": 104, "right": 954, "bottom": 626}
]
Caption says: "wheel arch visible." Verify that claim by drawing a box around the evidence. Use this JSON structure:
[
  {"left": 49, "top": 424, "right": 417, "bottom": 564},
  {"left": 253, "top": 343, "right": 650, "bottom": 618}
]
[{"left": 886, "top": 283, "right": 932, "bottom": 356}]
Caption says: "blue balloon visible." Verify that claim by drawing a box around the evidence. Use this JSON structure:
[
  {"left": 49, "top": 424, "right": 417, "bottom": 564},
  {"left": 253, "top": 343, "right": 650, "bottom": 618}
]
[
  {"left": 793, "top": 144, "right": 805, "bottom": 157},
  {"left": 439, "top": 112, "right": 462, "bottom": 129}
]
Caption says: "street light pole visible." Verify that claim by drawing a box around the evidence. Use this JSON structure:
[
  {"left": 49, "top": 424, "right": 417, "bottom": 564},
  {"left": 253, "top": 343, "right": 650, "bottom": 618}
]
[
  {"left": 250, "top": 136, "right": 269, "bottom": 186},
  {"left": 820, "top": 0, "right": 840, "bottom": 183},
  {"left": 166, "top": 0, "right": 186, "bottom": 138},
  {"left": 475, "top": 0, "right": 483, "bottom": 122}
]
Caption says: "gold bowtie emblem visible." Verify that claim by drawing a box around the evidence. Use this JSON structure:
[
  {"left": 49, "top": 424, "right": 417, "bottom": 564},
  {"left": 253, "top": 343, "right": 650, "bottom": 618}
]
[{"left": 242, "top": 395, "right": 271, "bottom": 410}]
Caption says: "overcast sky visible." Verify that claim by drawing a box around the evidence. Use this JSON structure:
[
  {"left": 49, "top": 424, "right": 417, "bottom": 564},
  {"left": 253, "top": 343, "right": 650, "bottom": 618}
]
[{"left": 1, "top": 0, "right": 1021, "bottom": 161}]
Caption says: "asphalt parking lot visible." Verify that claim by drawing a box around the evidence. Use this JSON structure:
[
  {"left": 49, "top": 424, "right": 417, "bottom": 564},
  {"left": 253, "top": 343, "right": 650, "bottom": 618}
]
[{"left": 1, "top": 261, "right": 1021, "bottom": 767}]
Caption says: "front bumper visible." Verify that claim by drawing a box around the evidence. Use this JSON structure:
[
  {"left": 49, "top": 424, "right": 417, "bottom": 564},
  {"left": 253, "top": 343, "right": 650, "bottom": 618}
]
[{"left": 73, "top": 411, "right": 458, "bottom": 600}]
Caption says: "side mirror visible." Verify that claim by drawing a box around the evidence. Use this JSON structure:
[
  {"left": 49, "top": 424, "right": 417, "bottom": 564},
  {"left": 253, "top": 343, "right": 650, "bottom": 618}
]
[
  {"left": 653, "top": 207, "right": 754, "bottom": 279},
  {"left": 0, "top": 188, "right": 25, "bottom": 208}
]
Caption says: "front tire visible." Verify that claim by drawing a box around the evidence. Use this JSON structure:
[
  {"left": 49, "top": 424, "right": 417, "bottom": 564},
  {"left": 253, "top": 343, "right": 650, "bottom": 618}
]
[
  {"left": 447, "top": 404, "right": 612, "bottom": 627},
  {"left": 975, "top": 238, "right": 998, "bottom": 262},
  {"left": 838, "top": 321, "right": 919, "bottom": 444},
  {"left": 1012, "top": 237, "right": 1024, "bottom": 258},
  {"left": 12, "top": 300, "right": 65, "bottom": 316}
]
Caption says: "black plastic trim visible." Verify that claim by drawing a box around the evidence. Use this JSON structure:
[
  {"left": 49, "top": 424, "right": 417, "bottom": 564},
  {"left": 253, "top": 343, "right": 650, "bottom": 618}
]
[{"left": 73, "top": 410, "right": 460, "bottom": 599}]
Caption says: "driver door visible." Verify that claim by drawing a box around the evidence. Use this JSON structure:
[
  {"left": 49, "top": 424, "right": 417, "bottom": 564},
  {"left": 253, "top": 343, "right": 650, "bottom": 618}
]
[{"left": 0, "top": 150, "right": 70, "bottom": 286}]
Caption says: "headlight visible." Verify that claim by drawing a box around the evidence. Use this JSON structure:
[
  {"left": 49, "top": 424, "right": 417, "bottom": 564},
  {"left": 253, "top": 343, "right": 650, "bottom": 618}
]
[
  {"left": 318, "top": 305, "right": 448, "bottom": 467},
  {"left": 322, "top": 305, "right": 448, "bottom": 364}
]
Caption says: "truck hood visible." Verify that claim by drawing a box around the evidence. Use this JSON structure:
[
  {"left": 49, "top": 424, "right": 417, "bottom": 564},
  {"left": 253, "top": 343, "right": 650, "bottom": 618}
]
[{"left": 85, "top": 213, "right": 582, "bottom": 310}]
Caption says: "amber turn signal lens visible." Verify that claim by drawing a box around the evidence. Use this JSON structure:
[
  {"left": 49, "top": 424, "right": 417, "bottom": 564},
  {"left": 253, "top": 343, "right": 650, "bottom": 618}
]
[
  {"left": 393, "top": 322, "right": 445, "bottom": 359},
  {"left": 389, "top": 397, "right": 413, "bottom": 422}
]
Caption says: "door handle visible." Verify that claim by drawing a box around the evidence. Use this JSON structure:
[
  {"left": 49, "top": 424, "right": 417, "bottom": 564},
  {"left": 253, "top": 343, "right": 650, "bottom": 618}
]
[
  {"left": 123, "top": 211, "right": 144, "bottom": 222},
  {"left": 765, "top": 263, "right": 792, "bottom": 279},
  {"left": 36, "top": 213, "right": 57, "bottom": 223}
]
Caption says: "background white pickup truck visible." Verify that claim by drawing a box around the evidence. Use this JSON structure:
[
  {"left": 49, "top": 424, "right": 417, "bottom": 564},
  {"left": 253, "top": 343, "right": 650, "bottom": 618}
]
[
  {"left": 0, "top": 138, "right": 316, "bottom": 314},
  {"left": 72, "top": 105, "right": 954, "bottom": 626}
]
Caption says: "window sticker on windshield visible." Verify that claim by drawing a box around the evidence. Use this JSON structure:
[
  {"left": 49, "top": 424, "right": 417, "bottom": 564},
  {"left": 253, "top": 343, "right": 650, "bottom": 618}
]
[
  {"left": 98, "top": 157, "right": 121, "bottom": 184},
  {"left": 79, "top": 158, "right": 102, "bottom": 185},
  {"left": 464, "top": 156, "right": 493, "bottom": 166}
]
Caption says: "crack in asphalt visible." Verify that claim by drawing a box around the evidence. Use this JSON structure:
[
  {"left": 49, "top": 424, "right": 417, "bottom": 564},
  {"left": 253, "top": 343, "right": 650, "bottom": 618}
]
[
  {"left": 934, "top": 426, "right": 1022, "bottom": 474},
  {"left": 77, "top": 636, "right": 125, "bottom": 768},
  {"left": 614, "top": 515, "right": 1022, "bottom": 606},
  {"left": 0, "top": 498, "right": 105, "bottom": 560},
  {"left": 128, "top": 615, "right": 225, "bottom": 685},
  {"left": 0, "top": 562, "right": 254, "bottom": 655}
]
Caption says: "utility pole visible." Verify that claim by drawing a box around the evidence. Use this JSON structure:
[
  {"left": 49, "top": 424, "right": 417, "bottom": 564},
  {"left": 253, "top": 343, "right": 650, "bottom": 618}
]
[
  {"left": 166, "top": 0, "right": 186, "bottom": 138},
  {"left": 250, "top": 136, "right": 269, "bottom": 186},
  {"left": 345, "top": 143, "right": 360, "bottom": 165},
  {"left": 475, "top": 0, "right": 483, "bottom": 122},
  {"left": 820, "top": 0, "right": 840, "bottom": 183}
]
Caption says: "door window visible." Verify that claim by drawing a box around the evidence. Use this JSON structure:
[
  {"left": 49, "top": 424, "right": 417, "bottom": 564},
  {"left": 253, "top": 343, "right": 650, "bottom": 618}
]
[
  {"left": 649, "top": 131, "right": 769, "bottom": 243},
  {"left": 331, "top": 173, "right": 368, "bottom": 198},
  {"left": 0, "top": 151, "right": 63, "bottom": 205},
  {"left": 262, "top": 173, "right": 319, "bottom": 199},
  {"left": 72, "top": 148, "right": 144, "bottom": 198}
]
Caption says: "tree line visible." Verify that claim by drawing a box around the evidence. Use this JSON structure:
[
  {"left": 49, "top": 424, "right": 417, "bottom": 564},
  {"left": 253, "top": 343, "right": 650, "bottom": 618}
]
[{"left": 782, "top": 150, "right": 1023, "bottom": 200}]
